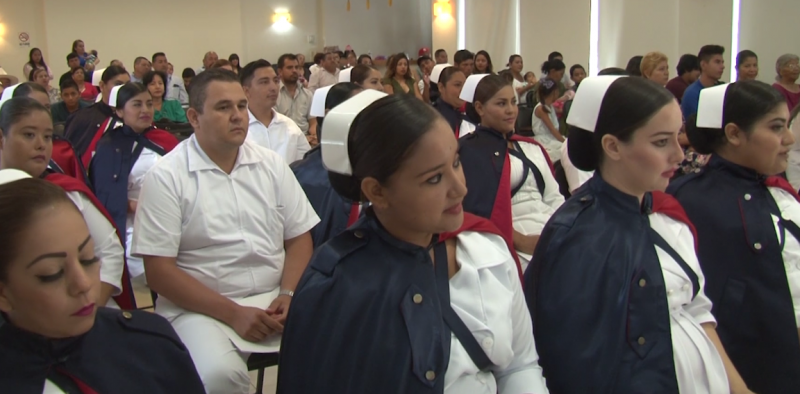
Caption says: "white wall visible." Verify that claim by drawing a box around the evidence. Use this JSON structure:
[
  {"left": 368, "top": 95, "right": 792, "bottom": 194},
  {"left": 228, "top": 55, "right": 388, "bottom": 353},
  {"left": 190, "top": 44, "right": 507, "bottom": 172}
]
[
  {"left": 464, "top": 0, "right": 517, "bottom": 67},
  {"left": 520, "top": 0, "right": 590, "bottom": 76},
  {"left": 240, "top": 0, "right": 319, "bottom": 62},
  {"left": 0, "top": 0, "right": 47, "bottom": 81},
  {"left": 739, "top": 0, "right": 800, "bottom": 83}
]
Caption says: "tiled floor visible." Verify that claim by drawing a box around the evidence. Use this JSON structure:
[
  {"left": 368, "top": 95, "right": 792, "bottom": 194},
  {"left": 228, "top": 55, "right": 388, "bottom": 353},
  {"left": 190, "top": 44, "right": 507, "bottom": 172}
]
[{"left": 132, "top": 279, "right": 278, "bottom": 394}]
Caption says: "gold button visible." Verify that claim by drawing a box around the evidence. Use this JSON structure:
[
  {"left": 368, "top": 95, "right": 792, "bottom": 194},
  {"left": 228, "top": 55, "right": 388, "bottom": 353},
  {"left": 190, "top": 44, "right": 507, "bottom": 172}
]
[
  {"left": 637, "top": 336, "right": 646, "bottom": 345},
  {"left": 413, "top": 294, "right": 423, "bottom": 304},
  {"left": 122, "top": 311, "right": 133, "bottom": 320},
  {"left": 744, "top": 193, "right": 752, "bottom": 201},
  {"left": 638, "top": 278, "right": 646, "bottom": 287},
  {"left": 754, "top": 242, "right": 762, "bottom": 250},
  {"left": 425, "top": 370, "right": 436, "bottom": 381},
  {"left": 494, "top": 151, "right": 500, "bottom": 156},
  {"left": 353, "top": 231, "right": 364, "bottom": 239}
]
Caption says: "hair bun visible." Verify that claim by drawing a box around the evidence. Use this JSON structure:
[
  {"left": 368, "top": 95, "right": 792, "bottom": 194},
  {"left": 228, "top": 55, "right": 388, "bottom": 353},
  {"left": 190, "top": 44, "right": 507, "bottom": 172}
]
[
  {"left": 328, "top": 172, "right": 362, "bottom": 202},
  {"left": 567, "top": 128, "right": 599, "bottom": 171}
]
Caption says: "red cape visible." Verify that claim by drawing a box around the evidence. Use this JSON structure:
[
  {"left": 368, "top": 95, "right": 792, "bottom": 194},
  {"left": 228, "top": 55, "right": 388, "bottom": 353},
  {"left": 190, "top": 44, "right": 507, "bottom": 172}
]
[
  {"left": 45, "top": 172, "right": 136, "bottom": 310},
  {"left": 440, "top": 212, "right": 524, "bottom": 282},
  {"left": 81, "top": 118, "right": 179, "bottom": 168},
  {"left": 651, "top": 191, "right": 699, "bottom": 250}
]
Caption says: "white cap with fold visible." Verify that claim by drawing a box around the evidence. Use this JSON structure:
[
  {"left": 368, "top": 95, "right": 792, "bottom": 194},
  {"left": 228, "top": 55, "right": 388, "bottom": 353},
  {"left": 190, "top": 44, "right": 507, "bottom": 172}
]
[
  {"left": 0, "top": 83, "right": 21, "bottom": 109},
  {"left": 566, "top": 75, "right": 626, "bottom": 132},
  {"left": 108, "top": 85, "right": 124, "bottom": 107},
  {"left": 339, "top": 67, "right": 353, "bottom": 83},
  {"left": 310, "top": 85, "right": 334, "bottom": 118},
  {"left": 0, "top": 168, "right": 32, "bottom": 185},
  {"left": 92, "top": 68, "right": 106, "bottom": 87},
  {"left": 458, "top": 74, "right": 490, "bottom": 103},
  {"left": 430, "top": 64, "right": 452, "bottom": 84},
  {"left": 696, "top": 84, "right": 730, "bottom": 129},
  {"left": 321, "top": 89, "right": 388, "bottom": 175}
]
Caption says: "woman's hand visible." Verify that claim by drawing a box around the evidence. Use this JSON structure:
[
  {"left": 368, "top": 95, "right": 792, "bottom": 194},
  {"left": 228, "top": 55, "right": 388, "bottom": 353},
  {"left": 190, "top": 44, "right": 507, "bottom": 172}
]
[
  {"left": 514, "top": 232, "right": 540, "bottom": 255},
  {"left": 128, "top": 200, "right": 138, "bottom": 214}
]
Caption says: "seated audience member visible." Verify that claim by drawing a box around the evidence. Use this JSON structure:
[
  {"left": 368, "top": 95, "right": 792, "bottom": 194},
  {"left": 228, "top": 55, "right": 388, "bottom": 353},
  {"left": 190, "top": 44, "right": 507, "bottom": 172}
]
[
  {"left": 335, "top": 50, "right": 347, "bottom": 69},
  {"left": 547, "top": 52, "right": 574, "bottom": 89},
  {"left": 454, "top": 49, "right": 475, "bottom": 78},
  {"left": 308, "top": 52, "right": 340, "bottom": 92},
  {"left": 435, "top": 48, "right": 449, "bottom": 64},
  {"left": 278, "top": 91, "right": 549, "bottom": 394},
  {"left": 735, "top": 50, "right": 759, "bottom": 81},
  {"left": 28, "top": 68, "right": 59, "bottom": 104},
  {"left": 196, "top": 51, "right": 218, "bottom": 74},
  {"left": 50, "top": 80, "right": 89, "bottom": 124},
  {"left": 229, "top": 53, "right": 242, "bottom": 75},
  {"left": 309, "top": 52, "right": 325, "bottom": 75},
  {"left": 0, "top": 169, "right": 204, "bottom": 393},
  {"left": 0, "top": 97, "right": 129, "bottom": 309},
  {"left": 531, "top": 78, "right": 565, "bottom": 161},
  {"left": 350, "top": 64, "right": 384, "bottom": 92},
  {"left": 182, "top": 67, "right": 196, "bottom": 90},
  {"left": 473, "top": 50, "right": 494, "bottom": 75},
  {"left": 432, "top": 65, "right": 475, "bottom": 138},
  {"left": 242, "top": 60, "right": 310, "bottom": 163},
  {"left": 2, "top": 82, "right": 51, "bottom": 108},
  {"left": 23, "top": 47, "right": 53, "bottom": 82},
  {"left": 211, "top": 59, "right": 234, "bottom": 72},
  {"left": 343, "top": 50, "right": 358, "bottom": 68},
  {"left": 625, "top": 55, "right": 643, "bottom": 76},
  {"left": 681, "top": 45, "right": 726, "bottom": 118},
  {"left": 71, "top": 67, "right": 99, "bottom": 103},
  {"left": 153, "top": 52, "right": 189, "bottom": 105},
  {"left": 508, "top": 55, "right": 534, "bottom": 105},
  {"left": 291, "top": 82, "right": 363, "bottom": 247},
  {"left": 59, "top": 53, "right": 82, "bottom": 87},
  {"left": 130, "top": 57, "right": 151, "bottom": 84},
  {"left": 358, "top": 54, "right": 373, "bottom": 66},
  {"left": 640, "top": 51, "right": 670, "bottom": 86},
  {"left": 383, "top": 53, "right": 423, "bottom": 100},
  {"left": 666, "top": 54, "right": 700, "bottom": 103},
  {"left": 786, "top": 105, "right": 800, "bottom": 190},
  {"left": 167, "top": 62, "right": 174, "bottom": 76},
  {"left": 417, "top": 55, "right": 435, "bottom": 101},
  {"left": 569, "top": 64, "right": 586, "bottom": 90},
  {"left": 145, "top": 71, "right": 187, "bottom": 123},
  {"left": 773, "top": 53, "right": 800, "bottom": 112},
  {"left": 109, "top": 59, "right": 124, "bottom": 68},
  {"left": 275, "top": 54, "right": 316, "bottom": 143},
  {"left": 63, "top": 66, "right": 130, "bottom": 156},
  {"left": 131, "top": 69, "right": 319, "bottom": 394}
]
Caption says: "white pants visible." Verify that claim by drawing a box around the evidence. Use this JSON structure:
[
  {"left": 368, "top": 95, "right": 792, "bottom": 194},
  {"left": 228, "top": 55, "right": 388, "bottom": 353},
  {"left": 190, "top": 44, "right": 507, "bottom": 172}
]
[{"left": 172, "top": 313, "right": 251, "bottom": 394}]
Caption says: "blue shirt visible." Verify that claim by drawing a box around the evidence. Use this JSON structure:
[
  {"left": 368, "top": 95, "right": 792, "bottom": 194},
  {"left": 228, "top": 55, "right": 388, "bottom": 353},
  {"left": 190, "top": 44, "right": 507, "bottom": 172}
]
[{"left": 681, "top": 79, "right": 724, "bottom": 119}]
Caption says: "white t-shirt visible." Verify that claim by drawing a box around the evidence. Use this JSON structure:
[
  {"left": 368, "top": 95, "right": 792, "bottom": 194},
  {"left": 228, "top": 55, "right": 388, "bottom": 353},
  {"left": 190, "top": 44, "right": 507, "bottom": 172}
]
[
  {"left": 246, "top": 109, "right": 311, "bottom": 164},
  {"left": 131, "top": 135, "right": 320, "bottom": 319}
]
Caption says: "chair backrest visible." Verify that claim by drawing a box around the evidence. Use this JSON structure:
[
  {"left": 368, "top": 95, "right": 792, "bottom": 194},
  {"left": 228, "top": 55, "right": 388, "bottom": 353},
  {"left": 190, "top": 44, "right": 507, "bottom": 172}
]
[{"left": 515, "top": 105, "right": 534, "bottom": 137}]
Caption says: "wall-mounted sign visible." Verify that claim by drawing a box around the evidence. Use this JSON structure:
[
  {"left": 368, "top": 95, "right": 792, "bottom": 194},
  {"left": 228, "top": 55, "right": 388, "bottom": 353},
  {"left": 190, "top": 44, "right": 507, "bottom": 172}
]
[{"left": 18, "top": 32, "right": 30, "bottom": 47}]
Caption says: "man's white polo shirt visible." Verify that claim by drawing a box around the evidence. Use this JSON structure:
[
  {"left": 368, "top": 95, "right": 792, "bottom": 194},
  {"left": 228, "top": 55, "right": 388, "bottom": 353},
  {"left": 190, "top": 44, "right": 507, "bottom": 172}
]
[
  {"left": 245, "top": 108, "right": 310, "bottom": 164},
  {"left": 131, "top": 135, "right": 320, "bottom": 319}
]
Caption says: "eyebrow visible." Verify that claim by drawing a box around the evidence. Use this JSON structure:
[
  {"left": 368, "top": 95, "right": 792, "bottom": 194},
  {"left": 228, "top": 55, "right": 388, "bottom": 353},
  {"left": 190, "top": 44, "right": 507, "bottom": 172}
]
[
  {"left": 26, "top": 235, "right": 91, "bottom": 268},
  {"left": 651, "top": 131, "right": 675, "bottom": 137},
  {"left": 416, "top": 163, "right": 445, "bottom": 178},
  {"left": 769, "top": 117, "right": 787, "bottom": 123}
]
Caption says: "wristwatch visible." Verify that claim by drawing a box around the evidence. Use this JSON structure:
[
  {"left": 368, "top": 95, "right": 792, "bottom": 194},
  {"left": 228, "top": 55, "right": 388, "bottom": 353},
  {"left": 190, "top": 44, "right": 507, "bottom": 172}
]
[{"left": 279, "top": 289, "right": 294, "bottom": 298}]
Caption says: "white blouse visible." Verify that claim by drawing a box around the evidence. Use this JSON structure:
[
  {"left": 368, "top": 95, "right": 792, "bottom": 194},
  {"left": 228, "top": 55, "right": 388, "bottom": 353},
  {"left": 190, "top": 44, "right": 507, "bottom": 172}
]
[
  {"left": 767, "top": 186, "right": 800, "bottom": 327},
  {"left": 125, "top": 147, "right": 161, "bottom": 279},
  {"left": 447, "top": 231, "right": 548, "bottom": 394},
  {"left": 508, "top": 141, "right": 564, "bottom": 272},
  {"left": 649, "top": 213, "right": 730, "bottom": 394}
]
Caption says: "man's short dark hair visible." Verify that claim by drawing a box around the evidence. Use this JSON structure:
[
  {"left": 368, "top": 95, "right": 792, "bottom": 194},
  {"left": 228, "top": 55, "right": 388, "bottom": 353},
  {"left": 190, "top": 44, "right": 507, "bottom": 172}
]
[
  {"left": 134, "top": 56, "right": 149, "bottom": 66},
  {"left": 676, "top": 54, "right": 700, "bottom": 76},
  {"left": 152, "top": 52, "right": 167, "bottom": 63},
  {"left": 59, "top": 79, "right": 79, "bottom": 92},
  {"left": 548, "top": 51, "right": 564, "bottom": 61},
  {"left": 454, "top": 50, "right": 474, "bottom": 65},
  {"left": 189, "top": 68, "right": 240, "bottom": 113},
  {"left": 417, "top": 56, "right": 432, "bottom": 67},
  {"left": 313, "top": 52, "right": 325, "bottom": 65},
  {"left": 435, "top": 49, "right": 446, "bottom": 57},
  {"left": 277, "top": 54, "right": 298, "bottom": 69},
  {"left": 66, "top": 52, "right": 78, "bottom": 62},
  {"left": 240, "top": 59, "right": 273, "bottom": 86},
  {"left": 570, "top": 64, "right": 585, "bottom": 77},
  {"left": 335, "top": 51, "right": 344, "bottom": 58},
  {"left": 698, "top": 45, "right": 725, "bottom": 64},
  {"left": 182, "top": 67, "right": 196, "bottom": 79}
]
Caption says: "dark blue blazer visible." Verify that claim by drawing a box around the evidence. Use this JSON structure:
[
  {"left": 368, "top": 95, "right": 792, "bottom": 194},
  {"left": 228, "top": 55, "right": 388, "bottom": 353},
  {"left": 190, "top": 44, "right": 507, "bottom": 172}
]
[
  {"left": 64, "top": 102, "right": 114, "bottom": 157},
  {"left": 526, "top": 174, "right": 681, "bottom": 393},
  {"left": 0, "top": 308, "right": 204, "bottom": 393},
  {"left": 277, "top": 214, "right": 449, "bottom": 393},
  {"left": 432, "top": 98, "right": 471, "bottom": 135},
  {"left": 668, "top": 155, "right": 800, "bottom": 394},
  {"left": 290, "top": 148, "right": 355, "bottom": 248}
]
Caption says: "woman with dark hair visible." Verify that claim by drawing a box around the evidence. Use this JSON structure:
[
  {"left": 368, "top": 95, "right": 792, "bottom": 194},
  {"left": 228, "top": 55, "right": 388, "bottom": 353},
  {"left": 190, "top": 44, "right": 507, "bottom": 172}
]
[
  {"left": 668, "top": 80, "right": 799, "bottom": 393},
  {"left": 144, "top": 70, "right": 187, "bottom": 123},
  {"left": 531, "top": 78, "right": 564, "bottom": 160},
  {"left": 431, "top": 65, "right": 474, "bottom": 137},
  {"left": 350, "top": 64, "right": 383, "bottom": 91},
  {"left": 626, "top": 55, "right": 644, "bottom": 77},
  {"left": 228, "top": 53, "right": 242, "bottom": 75},
  {"left": 0, "top": 169, "right": 204, "bottom": 393},
  {"left": 508, "top": 55, "right": 534, "bottom": 105},
  {"left": 528, "top": 76, "right": 748, "bottom": 394},
  {"left": 344, "top": 50, "right": 358, "bottom": 68},
  {"left": 71, "top": 39, "right": 95, "bottom": 73},
  {"left": 86, "top": 82, "right": 179, "bottom": 281},
  {"left": 460, "top": 75, "right": 563, "bottom": 272},
  {"left": 71, "top": 67, "right": 98, "bottom": 103},
  {"left": 278, "top": 91, "right": 548, "bottom": 394},
  {"left": 22, "top": 47, "right": 52, "bottom": 82},
  {"left": 29, "top": 68, "right": 59, "bottom": 104},
  {"left": 735, "top": 50, "right": 759, "bottom": 81},
  {"left": 2, "top": 81, "right": 50, "bottom": 108},
  {"left": 473, "top": 50, "right": 494, "bottom": 75},
  {"left": 0, "top": 97, "right": 133, "bottom": 310},
  {"left": 357, "top": 54, "right": 373, "bottom": 66},
  {"left": 382, "top": 53, "right": 423, "bottom": 100},
  {"left": 291, "top": 82, "right": 363, "bottom": 248}
]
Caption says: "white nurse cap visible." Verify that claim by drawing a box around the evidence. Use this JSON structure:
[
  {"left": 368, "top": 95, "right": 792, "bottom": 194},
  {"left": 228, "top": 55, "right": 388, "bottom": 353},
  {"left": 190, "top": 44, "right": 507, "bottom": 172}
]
[
  {"left": 458, "top": 74, "right": 490, "bottom": 103},
  {"left": 0, "top": 168, "right": 32, "bottom": 185},
  {"left": 339, "top": 67, "right": 353, "bottom": 83},
  {"left": 566, "top": 75, "right": 626, "bottom": 132},
  {"left": 92, "top": 68, "right": 106, "bottom": 87},
  {"left": 696, "top": 84, "right": 730, "bottom": 129},
  {"left": 430, "top": 64, "right": 452, "bottom": 84},
  {"left": 108, "top": 85, "right": 123, "bottom": 107},
  {"left": 321, "top": 89, "right": 387, "bottom": 175},
  {"left": 0, "top": 83, "right": 20, "bottom": 109},
  {"left": 310, "top": 85, "right": 334, "bottom": 118}
]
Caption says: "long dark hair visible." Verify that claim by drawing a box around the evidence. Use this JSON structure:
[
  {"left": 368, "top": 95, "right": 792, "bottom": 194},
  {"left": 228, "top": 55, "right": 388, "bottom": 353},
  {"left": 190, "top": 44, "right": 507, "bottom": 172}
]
[
  {"left": 686, "top": 80, "right": 786, "bottom": 155},
  {"left": 316, "top": 82, "right": 363, "bottom": 139},
  {"left": 27, "top": 48, "right": 48, "bottom": 71},
  {"left": 229, "top": 53, "right": 242, "bottom": 73},
  {"left": 568, "top": 77, "right": 675, "bottom": 172},
  {"left": 474, "top": 50, "right": 494, "bottom": 74},
  {"left": 329, "top": 95, "right": 442, "bottom": 202},
  {"left": 0, "top": 96, "right": 51, "bottom": 136},
  {"left": 143, "top": 71, "right": 169, "bottom": 99},
  {"left": 385, "top": 53, "right": 414, "bottom": 83},
  {"left": 112, "top": 82, "right": 150, "bottom": 111}
]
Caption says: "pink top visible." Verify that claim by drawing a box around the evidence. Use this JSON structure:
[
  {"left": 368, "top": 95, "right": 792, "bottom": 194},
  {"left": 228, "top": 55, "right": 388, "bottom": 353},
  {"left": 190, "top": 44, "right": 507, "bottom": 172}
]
[{"left": 773, "top": 83, "right": 800, "bottom": 112}]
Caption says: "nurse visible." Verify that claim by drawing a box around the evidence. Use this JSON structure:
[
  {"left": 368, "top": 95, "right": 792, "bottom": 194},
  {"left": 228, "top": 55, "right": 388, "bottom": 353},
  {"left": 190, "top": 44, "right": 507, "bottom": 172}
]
[
  {"left": 291, "top": 82, "right": 364, "bottom": 247},
  {"left": 459, "top": 74, "right": 563, "bottom": 273},
  {"left": 668, "top": 80, "right": 799, "bottom": 393},
  {"left": 85, "top": 82, "right": 178, "bottom": 280},
  {"left": 0, "top": 170, "right": 204, "bottom": 393},
  {"left": 278, "top": 92, "right": 548, "bottom": 394},
  {"left": 431, "top": 64, "right": 475, "bottom": 138},
  {"left": 527, "top": 76, "right": 749, "bottom": 393},
  {"left": 0, "top": 97, "right": 131, "bottom": 309}
]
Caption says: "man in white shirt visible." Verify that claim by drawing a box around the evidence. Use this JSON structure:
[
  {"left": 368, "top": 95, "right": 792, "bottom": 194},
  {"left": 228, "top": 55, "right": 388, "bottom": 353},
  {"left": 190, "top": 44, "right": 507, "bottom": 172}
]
[
  {"left": 275, "top": 54, "right": 317, "bottom": 145},
  {"left": 152, "top": 52, "right": 189, "bottom": 105},
  {"left": 196, "top": 51, "right": 218, "bottom": 74},
  {"left": 242, "top": 59, "right": 310, "bottom": 164},
  {"left": 308, "top": 52, "right": 340, "bottom": 93},
  {"left": 131, "top": 69, "right": 319, "bottom": 394}
]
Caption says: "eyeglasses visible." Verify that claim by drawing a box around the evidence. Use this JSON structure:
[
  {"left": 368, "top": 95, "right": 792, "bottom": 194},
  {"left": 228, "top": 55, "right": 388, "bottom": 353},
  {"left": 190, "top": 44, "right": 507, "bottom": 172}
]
[{"left": 786, "top": 63, "right": 800, "bottom": 70}]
